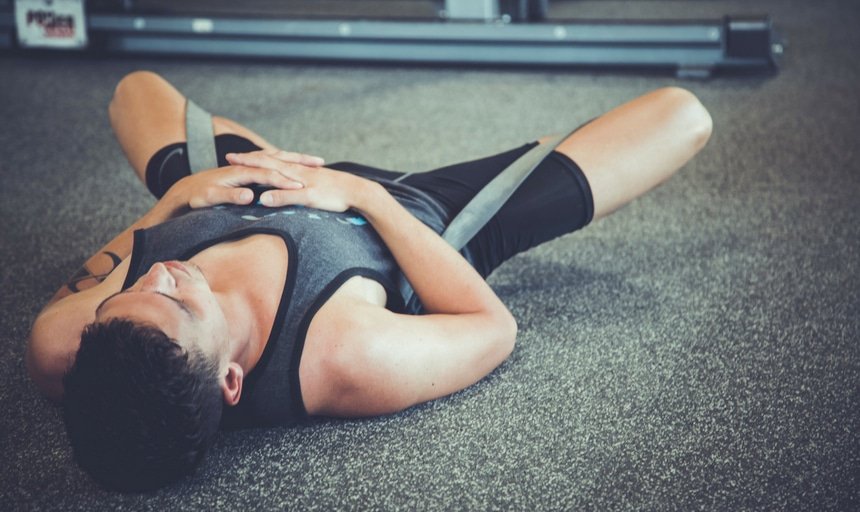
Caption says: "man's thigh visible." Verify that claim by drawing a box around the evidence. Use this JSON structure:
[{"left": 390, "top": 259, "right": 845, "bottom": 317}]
[
  {"left": 403, "top": 144, "right": 594, "bottom": 278},
  {"left": 548, "top": 87, "right": 713, "bottom": 221},
  {"left": 109, "top": 71, "right": 188, "bottom": 182},
  {"left": 144, "top": 134, "right": 263, "bottom": 199}
]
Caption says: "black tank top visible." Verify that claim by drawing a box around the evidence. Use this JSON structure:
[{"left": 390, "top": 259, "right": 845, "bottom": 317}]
[{"left": 121, "top": 179, "right": 450, "bottom": 428}]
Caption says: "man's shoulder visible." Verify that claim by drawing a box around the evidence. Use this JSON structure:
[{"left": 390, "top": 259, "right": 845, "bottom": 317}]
[{"left": 306, "top": 288, "right": 387, "bottom": 357}]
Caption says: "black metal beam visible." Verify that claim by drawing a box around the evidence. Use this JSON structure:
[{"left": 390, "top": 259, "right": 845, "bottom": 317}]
[
  {"left": 0, "top": 8, "right": 783, "bottom": 78},
  {"left": 0, "top": 12, "right": 12, "bottom": 49}
]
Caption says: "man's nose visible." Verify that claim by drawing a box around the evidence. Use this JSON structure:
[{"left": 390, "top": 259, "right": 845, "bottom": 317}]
[{"left": 139, "top": 262, "right": 175, "bottom": 292}]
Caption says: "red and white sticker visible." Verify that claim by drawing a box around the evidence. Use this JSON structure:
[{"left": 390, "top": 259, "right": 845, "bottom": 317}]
[{"left": 15, "top": 0, "right": 87, "bottom": 49}]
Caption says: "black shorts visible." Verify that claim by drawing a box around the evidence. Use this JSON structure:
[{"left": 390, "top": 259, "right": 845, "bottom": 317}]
[{"left": 145, "top": 134, "right": 594, "bottom": 278}]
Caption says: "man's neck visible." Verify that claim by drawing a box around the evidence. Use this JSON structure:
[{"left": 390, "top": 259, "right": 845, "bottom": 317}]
[
  {"left": 213, "top": 286, "right": 267, "bottom": 372},
  {"left": 191, "top": 235, "right": 288, "bottom": 373}
]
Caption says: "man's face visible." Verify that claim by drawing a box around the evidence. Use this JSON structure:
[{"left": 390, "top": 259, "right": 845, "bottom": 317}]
[{"left": 95, "top": 260, "right": 230, "bottom": 363}]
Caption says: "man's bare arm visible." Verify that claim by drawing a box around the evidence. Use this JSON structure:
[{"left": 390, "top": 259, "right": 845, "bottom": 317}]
[
  {"left": 29, "top": 179, "right": 195, "bottom": 400},
  {"left": 342, "top": 181, "right": 517, "bottom": 413},
  {"left": 302, "top": 298, "right": 515, "bottom": 417}
]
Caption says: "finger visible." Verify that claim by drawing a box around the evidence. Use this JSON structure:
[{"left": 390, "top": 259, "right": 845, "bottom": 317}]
[
  {"left": 235, "top": 166, "right": 305, "bottom": 189},
  {"left": 259, "top": 188, "right": 309, "bottom": 207},
  {"left": 225, "top": 152, "right": 265, "bottom": 168},
  {"left": 269, "top": 149, "right": 325, "bottom": 167},
  {"left": 189, "top": 186, "right": 253, "bottom": 209},
  {"left": 227, "top": 151, "right": 290, "bottom": 172},
  {"left": 227, "top": 150, "right": 324, "bottom": 168},
  {"left": 231, "top": 187, "right": 255, "bottom": 204}
]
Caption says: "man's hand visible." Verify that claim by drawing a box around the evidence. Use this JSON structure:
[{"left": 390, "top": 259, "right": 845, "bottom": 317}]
[
  {"left": 159, "top": 147, "right": 325, "bottom": 212},
  {"left": 162, "top": 165, "right": 299, "bottom": 211},
  {"left": 225, "top": 150, "right": 373, "bottom": 213}
]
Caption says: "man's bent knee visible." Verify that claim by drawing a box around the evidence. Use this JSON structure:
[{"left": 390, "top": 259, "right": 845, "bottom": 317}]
[
  {"left": 656, "top": 86, "right": 714, "bottom": 151},
  {"left": 114, "top": 70, "right": 165, "bottom": 95},
  {"left": 109, "top": 71, "right": 168, "bottom": 113}
]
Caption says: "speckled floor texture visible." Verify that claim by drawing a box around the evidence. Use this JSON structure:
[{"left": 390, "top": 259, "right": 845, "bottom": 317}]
[{"left": 1, "top": 1, "right": 858, "bottom": 510}]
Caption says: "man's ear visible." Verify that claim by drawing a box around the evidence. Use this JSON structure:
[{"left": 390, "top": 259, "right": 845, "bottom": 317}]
[{"left": 221, "top": 362, "right": 244, "bottom": 406}]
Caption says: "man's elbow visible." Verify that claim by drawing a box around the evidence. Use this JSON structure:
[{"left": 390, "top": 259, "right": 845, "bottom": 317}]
[{"left": 494, "top": 309, "right": 518, "bottom": 360}]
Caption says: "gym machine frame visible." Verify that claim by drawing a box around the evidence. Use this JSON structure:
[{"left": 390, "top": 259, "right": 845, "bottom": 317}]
[{"left": 0, "top": 0, "right": 783, "bottom": 78}]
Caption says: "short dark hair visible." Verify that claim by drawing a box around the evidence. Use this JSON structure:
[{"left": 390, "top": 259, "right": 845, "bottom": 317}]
[{"left": 62, "top": 318, "right": 224, "bottom": 492}]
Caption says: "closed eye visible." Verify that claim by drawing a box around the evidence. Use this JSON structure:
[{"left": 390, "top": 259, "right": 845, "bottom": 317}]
[{"left": 95, "top": 290, "right": 194, "bottom": 319}]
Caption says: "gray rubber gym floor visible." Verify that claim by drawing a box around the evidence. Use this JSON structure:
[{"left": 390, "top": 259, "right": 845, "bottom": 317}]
[{"left": 2, "top": 0, "right": 858, "bottom": 510}]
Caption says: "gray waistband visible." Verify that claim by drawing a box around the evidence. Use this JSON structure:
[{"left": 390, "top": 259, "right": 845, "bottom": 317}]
[{"left": 185, "top": 99, "right": 219, "bottom": 173}]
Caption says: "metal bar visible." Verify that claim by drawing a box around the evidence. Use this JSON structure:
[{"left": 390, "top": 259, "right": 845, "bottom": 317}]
[
  {"left": 88, "top": 14, "right": 758, "bottom": 72},
  {"left": 1, "top": 9, "right": 780, "bottom": 76},
  {"left": 107, "top": 35, "right": 727, "bottom": 68},
  {"left": 89, "top": 15, "right": 724, "bottom": 45}
]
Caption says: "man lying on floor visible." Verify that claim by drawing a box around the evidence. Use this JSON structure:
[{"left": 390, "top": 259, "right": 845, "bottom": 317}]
[{"left": 26, "top": 71, "right": 712, "bottom": 491}]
